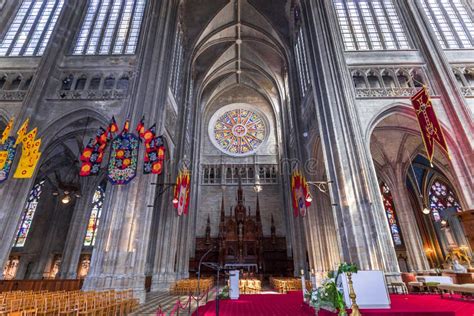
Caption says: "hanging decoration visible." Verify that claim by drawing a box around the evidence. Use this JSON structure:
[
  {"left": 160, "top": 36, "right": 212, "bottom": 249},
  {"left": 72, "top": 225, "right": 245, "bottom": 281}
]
[
  {"left": 410, "top": 86, "right": 449, "bottom": 164},
  {"left": 13, "top": 121, "right": 42, "bottom": 179},
  {"left": 0, "top": 137, "right": 16, "bottom": 183},
  {"left": 1, "top": 117, "right": 14, "bottom": 144},
  {"left": 78, "top": 116, "right": 166, "bottom": 183},
  {"left": 79, "top": 117, "right": 118, "bottom": 177},
  {"left": 107, "top": 120, "right": 139, "bottom": 185},
  {"left": 0, "top": 117, "right": 16, "bottom": 183},
  {"left": 291, "top": 170, "right": 311, "bottom": 217},
  {"left": 173, "top": 169, "right": 191, "bottom": 216},
  {"left": 79, "top": 127, "right": 108, "bottom": 176},
  {"left": 141, "top": 124, "right": 166, "bottom": 175}
]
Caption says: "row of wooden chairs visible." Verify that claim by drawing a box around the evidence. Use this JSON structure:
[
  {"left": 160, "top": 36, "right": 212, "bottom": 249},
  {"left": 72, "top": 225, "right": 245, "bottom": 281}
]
[
  {"left": 226, "top": 279, "right": 261, "bottom": 294},
  {"left": 169, "top": 278, "right": 214, "bottom": 295},
  {"left": 270, "top": 277, "right": 312, "bottom": 293},
  {"left": 0, "top": 289, "right": 139, "bottom": 315}
]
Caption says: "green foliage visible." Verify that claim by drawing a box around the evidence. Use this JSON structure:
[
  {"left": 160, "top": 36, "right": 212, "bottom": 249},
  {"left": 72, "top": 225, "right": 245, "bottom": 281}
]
[
  {"left": 218, "top": 286, "right": 230, "bottom": 299},
  {"left": 306, "top": 262, "right": 359, "bottom": 316}
]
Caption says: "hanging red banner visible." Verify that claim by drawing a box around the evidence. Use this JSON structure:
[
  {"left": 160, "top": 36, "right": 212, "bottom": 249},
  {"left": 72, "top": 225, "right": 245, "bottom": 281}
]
[
  {"left": 410, "top": 86, "right": 449, "bottom": 163},
  {"left": 173, "top": 169, "right": 190, "bottom": 216},
  {"left": 291, "top": 170, "right": 311, "bottom": 217}
]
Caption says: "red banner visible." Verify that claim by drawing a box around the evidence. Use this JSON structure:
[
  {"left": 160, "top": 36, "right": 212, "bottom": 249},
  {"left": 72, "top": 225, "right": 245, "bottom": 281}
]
[
  {"left": 410, "top": 87, "right": 449, "bottom": 163},
  {"left": 173, "top": 169, "right": 190, "bottom": 216},
  {"left": 291, "top": 170, "right": 311, "bottom": 217}
]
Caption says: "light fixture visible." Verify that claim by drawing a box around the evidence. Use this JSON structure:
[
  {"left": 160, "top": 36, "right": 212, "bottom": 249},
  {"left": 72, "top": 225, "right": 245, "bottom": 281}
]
[
  {"left": 305, "top": 192, "right": 313, "bottom": 203},
  {"left": 172, "top": 197, "right": 179, "bottom": 205},
  {"left": 422, "top": 205, "right": 431, "bottom": 215},
  {"left": 52, "top": 191, "right": 59, "bottom": 196},
  {"left": 440, "top": 219, "right": 447, "bottom": 226},
  {"left": 61, "top": 195, "right": 71, "bottom": 204},
  {"left": 253, "top": 184, "right": 262, "bottom": 193}
]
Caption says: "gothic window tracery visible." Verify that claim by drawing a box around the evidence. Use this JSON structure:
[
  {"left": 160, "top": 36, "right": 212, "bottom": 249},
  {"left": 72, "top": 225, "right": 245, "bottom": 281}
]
[
  {"left": 333, "top": 0, "right": 411, "bottom": 51},
  {"left": 73, "top": 0, "right": 147, "bottom": 55},
  {"left": 211, "top": 108, "right": 267, "bottom": 156},
  {"left": 420, "top": 0, "right": 474, "bottom": 49},
  {"left": 380, "top": 182, "right": 403, "bottom": 246},
  {"left": 294, "top": 28, "right": 311, "bottom": 97},
  {"left": 0, "top": 0, "right": 65, "bottom": 56},
  {"left": 428, "top": 179, "right": 462, "bottom": 222},
  {"left": 83, "top": 185, "right": 105, "bottom": 247},
  {"left": 14, "top": 180, "right": 45, "bottom": 248}
]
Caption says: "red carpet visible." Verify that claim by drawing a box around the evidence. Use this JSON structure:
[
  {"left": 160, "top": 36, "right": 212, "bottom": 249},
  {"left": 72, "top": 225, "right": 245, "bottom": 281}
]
[{"left": 193, "top": 291, "right": 474, "bottom": 316}]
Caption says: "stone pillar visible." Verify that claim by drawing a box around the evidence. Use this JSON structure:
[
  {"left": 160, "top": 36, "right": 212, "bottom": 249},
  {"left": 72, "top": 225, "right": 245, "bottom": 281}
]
[
  {"left": 82, "top": 0, "right": 180, "bottom": 302},
  {"left": 0, "top": 0, "right": 87, "bottom": 271},
  {"left": 29, "top": 198, "right": 70, "bottom": 279},
  {"left": 399, "top": 0, "right": 473, "bottom": 209},
  {"left": 58, "top": 177, "right": 101, "bottom": 279},
  {"left": 301, "top": 0, "right": 400, "bottom": 276},
  {"left": 390, "top": 164, "right": 430, "bottom": 271}
]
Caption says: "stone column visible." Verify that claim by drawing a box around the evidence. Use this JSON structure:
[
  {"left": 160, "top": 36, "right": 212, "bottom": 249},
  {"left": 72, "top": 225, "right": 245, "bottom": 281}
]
[
  {"left": 83, "top": 0, "right": 180, "bottom": 302},
  {"left": 399, "top": 0, "right": 473, "bottom": 208},
  {"left": 58, "top": 177, "right": 101, "bottom": 279},
  {"left": 0, "top": 0, "right": 88, "bottom": 271},
  {"left": 301, "top": 0, "right": 400, "bottom": 276},
  {"left": 390, "top": 164, "right": 430, "bottom": 271},
  {"left": 29, "top": 198, "right": 69, "bottom": 279}
]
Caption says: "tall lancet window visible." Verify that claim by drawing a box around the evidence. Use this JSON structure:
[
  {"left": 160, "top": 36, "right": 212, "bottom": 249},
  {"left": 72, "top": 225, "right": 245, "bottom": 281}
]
[
  {"left": 420, "top": 0, "right": 474, "bottom": 49},
  {"left": 0, "top": 0, "right": 65, "bottom": 56},
  {"left": 73, "top": 0, "right": 147, "bottom": 55},
  {"left": 379, "top": 182, "right": 403, "bottom": 246},
  {"left": 294, "top": 28, "right": 311, "bottom": 97},
  {"left": 333, "top": 0, "right": 411, "bottom": 51},
  {"left": 13, "top": 180, "right": 45, "bottom": 247},
  {"left": 83, "top": 185, "right": 105, "bottom": 247}
]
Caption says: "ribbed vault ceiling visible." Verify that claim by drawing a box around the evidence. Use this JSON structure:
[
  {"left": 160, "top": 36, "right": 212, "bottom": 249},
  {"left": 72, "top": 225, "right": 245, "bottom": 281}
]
[{"left": 184, "top": 0, "right": 291, "bottom": 109}]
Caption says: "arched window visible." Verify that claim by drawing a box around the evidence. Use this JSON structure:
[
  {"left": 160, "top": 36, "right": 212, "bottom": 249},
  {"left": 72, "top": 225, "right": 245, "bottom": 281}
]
[
  {"left": 73, "top": 0, "right": 147, "bottom": 55},
  {"left": 429, "top": 179, "right": 462, "bottom": 222},
  {"left": 380, "top": 182, "right": 403, "bottom": 246},
  {"left": 0, "top": 0, "right": 65, "bottom": 56},
  {"left": 333, "top": 0, "right": 410, "bottom": 51},
  {"left": 420, "top": 0, "right": 474, "bottom": 49},
  {"left": 14, "top": 180, "right": 45, "bottom": 247},
  {"left": 83, "top": 185, "right": 105, "bottom": 247}
]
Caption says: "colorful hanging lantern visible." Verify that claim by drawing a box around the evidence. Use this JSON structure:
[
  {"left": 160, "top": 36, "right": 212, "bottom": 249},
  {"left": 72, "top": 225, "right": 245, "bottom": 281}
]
[{"left": 107, "top": 121, "right": 139, "bottom": 185}]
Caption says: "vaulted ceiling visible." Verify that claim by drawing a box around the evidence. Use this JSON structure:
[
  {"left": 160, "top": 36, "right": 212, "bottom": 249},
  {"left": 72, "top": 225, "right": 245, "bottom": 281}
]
[{"left": 183, "top": 0, "right": 292, "bottom": 110}]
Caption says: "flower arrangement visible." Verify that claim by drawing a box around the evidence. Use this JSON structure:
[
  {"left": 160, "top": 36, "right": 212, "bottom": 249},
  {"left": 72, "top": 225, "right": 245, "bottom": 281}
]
[{"left": 304, "top": 263, "right": 358, "bottom": 316}]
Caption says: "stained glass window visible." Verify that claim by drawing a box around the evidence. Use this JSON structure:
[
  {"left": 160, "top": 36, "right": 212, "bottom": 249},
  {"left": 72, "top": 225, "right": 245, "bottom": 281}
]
[
  {"left": 83, "top": 185, "right": 105, "bottom": 247},
  {"left": 333, "top": 0, "right": 411, "bottom": 51},
  {"left": 380, "top": 182, "right": 403, "bottom": 246},
  {"left": 13, "top": 180, "right": 45, "bottom": 247},
  {"left": 0, "top": 0, "right": 65, "bottom": 56},
  {"left": 72, "top": 0, "right": 147, "bottom": 55},
  {"left": 295, "top": 28, "right": 311, "bottom": 97},
  {"left": 420, "top": 0, "right": 474, "bottom": 49},
  {"left": 212, "top": 108, "right": 266, "bottom": 156},
  {"left": 429, "top": 179, "right": 462, "bottom": 222}
]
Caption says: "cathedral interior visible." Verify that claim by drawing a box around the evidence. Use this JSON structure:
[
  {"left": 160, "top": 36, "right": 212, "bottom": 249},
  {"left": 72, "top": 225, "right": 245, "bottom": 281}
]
[{"left": 0, "top": 0, "right": 473, "bottom": 307}]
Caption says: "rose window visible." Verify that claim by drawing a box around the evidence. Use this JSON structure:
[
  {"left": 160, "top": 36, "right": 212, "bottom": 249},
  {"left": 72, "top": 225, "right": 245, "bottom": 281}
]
[{"left": 212, "top": 108, "right": 266, "bottom": 156}]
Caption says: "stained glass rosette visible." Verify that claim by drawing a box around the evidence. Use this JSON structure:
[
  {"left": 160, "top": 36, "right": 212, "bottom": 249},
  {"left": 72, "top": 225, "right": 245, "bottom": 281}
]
[
  {"left": 212, "top": 108, "right": 266, "bottom": 156},
  {"left": 429, "top": 180, "right": 462, "bottom": 222}
]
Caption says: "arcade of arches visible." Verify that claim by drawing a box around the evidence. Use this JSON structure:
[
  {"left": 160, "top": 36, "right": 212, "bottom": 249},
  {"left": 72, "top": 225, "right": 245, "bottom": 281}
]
[{"left": 0, "top": 0, "right": 473, "bottom": 303}]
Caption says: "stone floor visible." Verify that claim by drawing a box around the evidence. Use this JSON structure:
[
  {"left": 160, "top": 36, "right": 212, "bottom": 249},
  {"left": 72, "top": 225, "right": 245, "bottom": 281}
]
[{"left": 131, "top": 290, "right": 217, "bottom": 315}]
